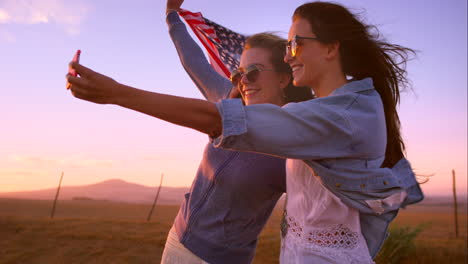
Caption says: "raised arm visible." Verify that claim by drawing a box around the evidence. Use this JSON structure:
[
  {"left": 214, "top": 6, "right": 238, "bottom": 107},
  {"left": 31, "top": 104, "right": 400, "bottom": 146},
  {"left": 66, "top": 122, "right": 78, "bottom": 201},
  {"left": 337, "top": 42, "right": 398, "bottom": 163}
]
[{"left": 166, "top": 0, "right": 234, "bottom": 102}]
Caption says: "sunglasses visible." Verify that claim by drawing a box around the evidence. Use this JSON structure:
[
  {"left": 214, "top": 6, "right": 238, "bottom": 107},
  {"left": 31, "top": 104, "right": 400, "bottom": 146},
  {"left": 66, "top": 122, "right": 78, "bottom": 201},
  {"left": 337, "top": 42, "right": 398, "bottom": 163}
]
[
  {"left": 286, "top": 35, "right": 320, "bottom": 57},
  {"left": 230, "top": 64, "right": 276, "bottom": 87}
]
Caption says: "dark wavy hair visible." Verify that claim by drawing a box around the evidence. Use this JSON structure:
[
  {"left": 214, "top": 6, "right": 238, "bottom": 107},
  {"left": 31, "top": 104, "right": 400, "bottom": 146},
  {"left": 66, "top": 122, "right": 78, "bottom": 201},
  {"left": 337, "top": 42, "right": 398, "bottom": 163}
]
[
  {"left": 293, "top": 2, "right": 416, "bottom": 167},
  {"left": 244, "top": 33, "right": 313, "bottom": 103}
]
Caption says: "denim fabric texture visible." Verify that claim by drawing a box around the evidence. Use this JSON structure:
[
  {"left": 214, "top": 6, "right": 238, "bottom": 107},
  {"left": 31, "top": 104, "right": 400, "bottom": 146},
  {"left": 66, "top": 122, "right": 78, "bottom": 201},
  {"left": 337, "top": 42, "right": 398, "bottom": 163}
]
[
  {"left": 167, "top": 12, "right": 286, "bottom": 264},
  {"left": 213, "top": 78, "right": 424, "bottom": 257}
]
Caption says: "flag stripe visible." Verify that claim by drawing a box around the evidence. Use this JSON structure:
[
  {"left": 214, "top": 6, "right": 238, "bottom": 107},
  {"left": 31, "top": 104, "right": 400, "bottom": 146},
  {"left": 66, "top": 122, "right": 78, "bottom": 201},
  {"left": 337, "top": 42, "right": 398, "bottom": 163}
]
[{"left": 178, "top": 8, "right": 246, "bottom": 79}]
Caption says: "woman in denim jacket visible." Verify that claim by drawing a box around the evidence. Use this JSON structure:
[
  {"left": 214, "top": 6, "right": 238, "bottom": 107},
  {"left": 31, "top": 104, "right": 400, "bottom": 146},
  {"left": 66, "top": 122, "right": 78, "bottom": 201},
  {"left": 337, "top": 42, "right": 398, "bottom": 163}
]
[
  {"left": 159, "top": 0, "right": 311, "bottom": 263},
  {"left": 66, "top": 1, "right": 423, "bottom": 263}
]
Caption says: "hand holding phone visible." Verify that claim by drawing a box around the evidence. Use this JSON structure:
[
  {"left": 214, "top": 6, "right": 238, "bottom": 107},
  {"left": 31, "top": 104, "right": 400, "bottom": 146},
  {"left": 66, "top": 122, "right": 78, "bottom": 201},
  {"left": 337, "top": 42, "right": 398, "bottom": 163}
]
[{"left": 69, "top": 49, "right": 81, "bottom": 77}]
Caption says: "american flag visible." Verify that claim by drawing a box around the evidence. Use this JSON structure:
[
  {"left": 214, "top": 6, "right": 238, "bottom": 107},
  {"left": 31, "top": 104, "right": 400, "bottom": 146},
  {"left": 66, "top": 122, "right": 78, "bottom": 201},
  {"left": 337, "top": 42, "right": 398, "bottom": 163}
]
[{"left": 178, "top": 9, "right": 246, "bottom": 79}]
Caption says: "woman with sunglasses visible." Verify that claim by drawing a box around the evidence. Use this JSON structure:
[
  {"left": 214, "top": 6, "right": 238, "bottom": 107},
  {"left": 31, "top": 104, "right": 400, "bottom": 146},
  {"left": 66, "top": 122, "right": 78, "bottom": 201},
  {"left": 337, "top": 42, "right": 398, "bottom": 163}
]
[
  {"left": 67, "top": 1, "right": 423, "bottom": 263},
  {"left": 158, "top": 1, "right": 311, "bottom": 263}
]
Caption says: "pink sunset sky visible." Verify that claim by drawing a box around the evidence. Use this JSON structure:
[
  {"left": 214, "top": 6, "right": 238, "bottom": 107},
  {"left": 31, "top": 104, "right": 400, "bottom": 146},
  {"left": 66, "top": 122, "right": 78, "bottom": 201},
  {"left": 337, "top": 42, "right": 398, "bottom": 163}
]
[{"left": 0, "top": 0, "right": 466, "bottom": 196}]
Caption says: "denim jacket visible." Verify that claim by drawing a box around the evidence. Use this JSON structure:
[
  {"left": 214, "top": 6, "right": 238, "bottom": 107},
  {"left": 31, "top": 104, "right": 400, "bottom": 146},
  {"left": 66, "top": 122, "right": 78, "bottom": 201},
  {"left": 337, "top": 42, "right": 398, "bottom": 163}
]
[
  {"left": 213, "top": 78, "right": 424, "bottom": 258},
  {"left": 167, "top": 11, "right": 287, "bottom": 264}
]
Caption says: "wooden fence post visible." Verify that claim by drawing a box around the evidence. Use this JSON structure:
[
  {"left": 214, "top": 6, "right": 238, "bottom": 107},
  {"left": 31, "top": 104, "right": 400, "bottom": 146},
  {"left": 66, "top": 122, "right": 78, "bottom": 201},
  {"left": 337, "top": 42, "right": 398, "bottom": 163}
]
[
  {"left": 452, "top": 169, "right": 459, "bottom": 238},
  {"left": 147, "top": 173, "right": 164, "bottom": 222},
  {"left": 50, "top": 172, "right": 64, "bottom": 219}
]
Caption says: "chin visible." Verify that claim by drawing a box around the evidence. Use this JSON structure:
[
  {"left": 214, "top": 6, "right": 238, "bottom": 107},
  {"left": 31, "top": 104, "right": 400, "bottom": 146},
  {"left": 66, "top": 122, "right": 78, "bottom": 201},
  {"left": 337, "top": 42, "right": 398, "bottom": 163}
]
[
  {"left": 247, "top": 98, "right": 264, "bottom": 105},
  {"left": 293, "top": 79, "right": 304, "bottom": 87},
  {"left": 245, "top": 99, "right": 254, "bottom": 105},
  {"left": 293, "top": 74, "right": 312, "bottom": 87}
]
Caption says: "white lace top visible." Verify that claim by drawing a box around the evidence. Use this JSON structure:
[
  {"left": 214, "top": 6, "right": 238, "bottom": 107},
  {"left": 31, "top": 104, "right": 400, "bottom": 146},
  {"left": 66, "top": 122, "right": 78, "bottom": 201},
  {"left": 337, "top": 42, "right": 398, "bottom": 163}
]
[{"left": 280, "top": 159, "right": 375, "bottom": 264}]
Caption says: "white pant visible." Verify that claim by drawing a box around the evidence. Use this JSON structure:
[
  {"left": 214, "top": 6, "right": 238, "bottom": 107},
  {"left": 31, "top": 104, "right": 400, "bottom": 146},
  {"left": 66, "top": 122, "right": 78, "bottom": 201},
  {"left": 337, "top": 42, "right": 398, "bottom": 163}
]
[{"left": 161, "top": 227, "right": 210, "bottom": 264}]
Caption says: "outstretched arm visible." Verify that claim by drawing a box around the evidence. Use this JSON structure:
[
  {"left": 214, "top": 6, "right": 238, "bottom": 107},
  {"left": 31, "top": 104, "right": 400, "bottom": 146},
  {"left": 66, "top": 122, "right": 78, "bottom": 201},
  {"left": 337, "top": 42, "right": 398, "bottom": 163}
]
[
  {"left": 166, "top": 0, "right": 235, "bottom": 102},
  {"left": 66, "top": 62, "right": 222, "bottom": 137},
  {"left": 66, "top": 63, "right": 369, "bottom": 161}
]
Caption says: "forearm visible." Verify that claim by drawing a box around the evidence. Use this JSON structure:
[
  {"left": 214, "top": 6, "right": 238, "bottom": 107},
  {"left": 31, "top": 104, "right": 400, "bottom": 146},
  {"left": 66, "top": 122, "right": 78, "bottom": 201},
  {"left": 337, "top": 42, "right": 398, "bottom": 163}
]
[
  {"left": 66, "top": 53, "right": 223, "bottom": 137},
  {"left": 167, "top": 11, "right": 232, "bottom": 101},
  {"left": 116, "top": 83, "right": 222, "bottom": 137}
]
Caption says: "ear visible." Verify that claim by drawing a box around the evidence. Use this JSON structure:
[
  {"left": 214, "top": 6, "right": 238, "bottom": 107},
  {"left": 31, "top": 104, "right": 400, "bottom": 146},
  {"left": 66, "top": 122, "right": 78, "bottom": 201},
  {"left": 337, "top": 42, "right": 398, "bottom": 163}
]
[
  {"left": 279, "top": 72, "right": 291, "bottom": 90},
  {"left": 326, "top": 41, "right": 340, "bottom": 60}
]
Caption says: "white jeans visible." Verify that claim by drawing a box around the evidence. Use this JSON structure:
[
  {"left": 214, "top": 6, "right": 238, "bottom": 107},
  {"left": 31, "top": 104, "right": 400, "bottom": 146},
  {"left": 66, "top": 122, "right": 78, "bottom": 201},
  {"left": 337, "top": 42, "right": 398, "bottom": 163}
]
[{"left": 161, "top": 227, "right": 210, "bottom": 264}]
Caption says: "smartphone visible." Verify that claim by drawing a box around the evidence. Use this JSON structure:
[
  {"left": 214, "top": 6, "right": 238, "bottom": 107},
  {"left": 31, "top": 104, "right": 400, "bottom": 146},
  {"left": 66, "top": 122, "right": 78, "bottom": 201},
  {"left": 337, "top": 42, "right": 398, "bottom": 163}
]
[{"left": 69, "top": 49, "right": 81, "bottom": 77}]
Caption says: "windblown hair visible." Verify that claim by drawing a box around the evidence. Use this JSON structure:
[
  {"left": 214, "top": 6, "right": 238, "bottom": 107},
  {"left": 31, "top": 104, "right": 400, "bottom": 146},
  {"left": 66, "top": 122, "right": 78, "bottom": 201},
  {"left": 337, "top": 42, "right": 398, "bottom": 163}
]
[
  {"left": 244, "top": 33, "right": 313, "bottom": 103},
  {"left": 293, "top": 2, "right": 416, "bottom": 167}
]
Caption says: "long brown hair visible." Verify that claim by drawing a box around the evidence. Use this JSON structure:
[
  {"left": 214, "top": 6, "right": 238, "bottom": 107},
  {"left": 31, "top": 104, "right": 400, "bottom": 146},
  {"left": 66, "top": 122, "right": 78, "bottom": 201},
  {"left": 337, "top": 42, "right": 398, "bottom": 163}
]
[
  {"left": 293, "top": 2, "right": 415, "bottom": 167},
  {"left": 244, "top": 33, "right": 313, "bottom": 103}
]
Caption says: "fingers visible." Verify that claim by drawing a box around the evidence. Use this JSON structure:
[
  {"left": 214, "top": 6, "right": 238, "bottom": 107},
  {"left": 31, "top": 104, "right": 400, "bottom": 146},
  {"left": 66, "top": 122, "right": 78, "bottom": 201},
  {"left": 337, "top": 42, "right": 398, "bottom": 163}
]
[
  {"left": 65, "top": 62, "right": 96, "bottom": 91},
  {"left": 66, "top": 73, "right": 86, "bottom": 87},
  {"left": 65, "top": 62, "right": 113, "bottom": 104},
  {"left": 65, "top": 72, "right": 107, "bottom": 104},
  {"left": 65, "top": 73, "right": 91, "bottom": 94},
  {"left": 70, "top": 86, "right": 90, "bottom": 100},
  {"left": 65, "top": 73, "right": 73, "bottom": 90},
  {"left": 68, "top": 61, "right": 96, "bottom": 78},
  {"left": 67, "top": 78, "right": 91, "bottom": 100},
  {"left": 65, "top": 63, "right": 93, "bottom": 100}
]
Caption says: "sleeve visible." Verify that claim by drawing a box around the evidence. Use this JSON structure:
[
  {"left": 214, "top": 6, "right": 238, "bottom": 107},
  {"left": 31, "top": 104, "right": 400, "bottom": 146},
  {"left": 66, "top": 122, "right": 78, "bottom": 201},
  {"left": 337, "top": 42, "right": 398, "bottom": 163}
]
[
  {"left": 212, "top": 98, "right": 356, "bottom": 160},
  {"left": 166, "top": 11, "right": 233, "bottom": 102}
]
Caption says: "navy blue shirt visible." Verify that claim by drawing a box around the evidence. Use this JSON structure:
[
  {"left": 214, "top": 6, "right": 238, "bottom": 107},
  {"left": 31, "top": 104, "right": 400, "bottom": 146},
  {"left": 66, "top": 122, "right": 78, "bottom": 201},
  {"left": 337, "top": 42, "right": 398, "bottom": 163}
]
[{"left": 167, "top": 12, "right": 286, "bottom": 264}]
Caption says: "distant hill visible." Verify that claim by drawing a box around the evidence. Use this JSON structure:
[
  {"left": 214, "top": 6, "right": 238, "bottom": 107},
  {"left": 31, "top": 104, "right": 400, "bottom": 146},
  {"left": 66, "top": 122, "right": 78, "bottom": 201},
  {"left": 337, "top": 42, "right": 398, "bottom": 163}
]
[
  {"left": 418, "top": 194, "right": 467, "bottom": 206},
  {"left": 0, "top": 179, "right": 189, "bottom": 205},
  {"left": 0, "top": 179, "right": 465, "bottom": 207}
]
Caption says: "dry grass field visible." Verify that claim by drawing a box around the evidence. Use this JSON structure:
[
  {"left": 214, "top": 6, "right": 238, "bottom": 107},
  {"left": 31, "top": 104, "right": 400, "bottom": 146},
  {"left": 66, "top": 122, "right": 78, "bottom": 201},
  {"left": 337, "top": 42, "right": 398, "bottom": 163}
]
[{"left": 0, "top": 198, "right": 466, "bottom": 264}]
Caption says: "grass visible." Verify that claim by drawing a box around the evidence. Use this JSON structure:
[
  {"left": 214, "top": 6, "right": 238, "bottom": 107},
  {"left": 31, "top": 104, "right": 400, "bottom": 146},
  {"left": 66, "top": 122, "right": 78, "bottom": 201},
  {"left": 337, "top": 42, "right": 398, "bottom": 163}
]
[
  {"left": 375, "top": 224, "right": 425, "bottom": 263},
  {"left": 0, "top": 217, "right": 168, "bottom": 264},
  {"left": 0, "top": 198, "right": 466, "bottom": 263}
]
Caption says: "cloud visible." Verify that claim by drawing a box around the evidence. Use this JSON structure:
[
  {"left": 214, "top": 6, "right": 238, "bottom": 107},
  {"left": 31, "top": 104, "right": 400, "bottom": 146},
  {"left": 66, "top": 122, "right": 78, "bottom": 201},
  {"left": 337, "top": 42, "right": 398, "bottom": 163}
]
[
  {"left": 0, "top": 0, "right": 89, "bottom": 36},
  {"left": 0, "top": 8, "right": 11, "bottom": 23}
]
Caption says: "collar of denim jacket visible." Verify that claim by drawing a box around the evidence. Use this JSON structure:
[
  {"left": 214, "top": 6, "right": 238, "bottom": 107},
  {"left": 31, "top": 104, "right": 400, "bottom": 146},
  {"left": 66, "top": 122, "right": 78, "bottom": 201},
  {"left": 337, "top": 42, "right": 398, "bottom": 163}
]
[{"left": 331, "top": 77, "right": 374, "bottom": 96}]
